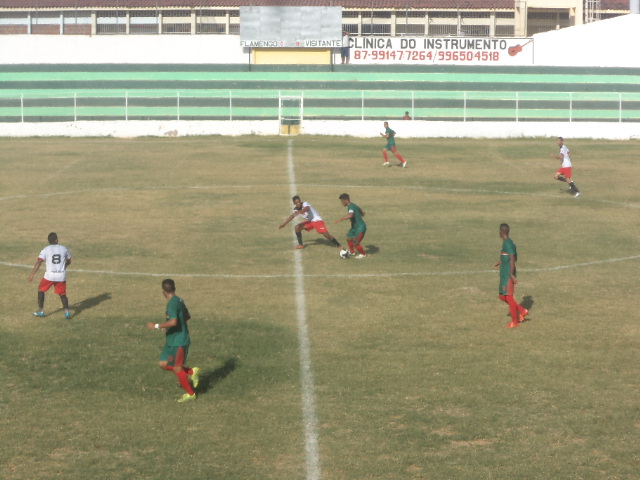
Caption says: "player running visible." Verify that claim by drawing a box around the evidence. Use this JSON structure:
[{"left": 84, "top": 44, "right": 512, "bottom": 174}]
[
  {"left": 279, "top": 195, "right": 343, "bottom": 250},
  {"left": 335, "top": 193, "right": 367, "bottom": 259},
  {"left": 380, "top": 121, "right": 407, "bottom": 168},
  {"left": 551, "top": 136, "right": 581, "bottom": 197},
  {"left": 146, "top": 279, "right": 200, "bottom": 403}
]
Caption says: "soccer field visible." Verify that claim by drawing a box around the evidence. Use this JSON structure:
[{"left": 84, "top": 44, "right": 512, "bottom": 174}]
[{"left": 0, "top": 135, "right": 638, "bottom": 480}]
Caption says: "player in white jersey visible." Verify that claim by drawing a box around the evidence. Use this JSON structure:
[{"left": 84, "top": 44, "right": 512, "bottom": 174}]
[
  {"left": 28, "top": 232, "right": 72, "bottom": 318},
  {"left": 279, "top": 195, "right": 343, "bottom": 250},
  {"left": 551, "top": 137, "right": 581, "bottom": 197}
]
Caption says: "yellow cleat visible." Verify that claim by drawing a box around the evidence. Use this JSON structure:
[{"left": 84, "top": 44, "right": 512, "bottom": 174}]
[
  {"left": 178, "top": 393, "right": 196, "bottom": 403},
  {"left": 189, "top": 367, "right": 201, "bottom": 389}
]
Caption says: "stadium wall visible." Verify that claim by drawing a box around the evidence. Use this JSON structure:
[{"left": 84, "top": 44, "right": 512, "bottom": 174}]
[
  {"left": 1, "top": 16, "right": 640, "bottom": 139},
  {"left": 1, "top": 120, "right": 639, "bottom": 140},
  {"left": 0, "top": 15, "right": 639, "bottom": 67}
]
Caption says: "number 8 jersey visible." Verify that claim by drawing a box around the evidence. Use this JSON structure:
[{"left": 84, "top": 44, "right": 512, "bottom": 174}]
[{"left": 38, "top": 244, "right": 71, "bottom": 282}]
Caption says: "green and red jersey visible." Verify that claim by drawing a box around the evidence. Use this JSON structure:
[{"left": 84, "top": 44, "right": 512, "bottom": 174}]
[
  {"left": 165, "top": 295, "right": 191, "bottom": 347},
  {"left": 499, "top": 237, "right": 517, "bottom": 295}
]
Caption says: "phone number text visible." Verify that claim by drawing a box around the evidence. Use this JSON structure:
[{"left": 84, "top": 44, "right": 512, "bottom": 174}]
[{"left": 354, "top": 50, "right": 501, "bottom": 62}]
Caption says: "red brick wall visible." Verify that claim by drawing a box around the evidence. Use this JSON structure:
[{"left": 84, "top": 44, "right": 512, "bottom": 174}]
[
  {"left": 32, "top": 24, "right": 60, "bottom": 35},
  {"left": 64, "top": 24, "right": 91, "bottom": 35},
  {"left": 0, "top": 25, "right": 28, "bottom": 34}
]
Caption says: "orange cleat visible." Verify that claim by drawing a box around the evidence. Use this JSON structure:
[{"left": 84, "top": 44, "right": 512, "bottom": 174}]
[
  {"left": 518, "top": 308, "right": 529, "bottom": 323},
  {"left": 294, "top": 245, "right": 305, "bottom": 249},
  {"left": 505, "top": 321, "right": 520, "bottom": 329}
]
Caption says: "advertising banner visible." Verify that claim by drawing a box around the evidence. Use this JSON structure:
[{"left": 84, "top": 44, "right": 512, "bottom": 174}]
[{"left": 350, "top": 37, "right": 534, "bottom": 65}]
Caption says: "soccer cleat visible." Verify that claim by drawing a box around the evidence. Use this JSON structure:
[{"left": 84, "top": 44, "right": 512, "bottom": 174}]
[
  {"left": 505, "top": 321, "right": 519, "bottom": 329},
  {"left": 402, "top": 161, "right": 407, "bottom": 168},
  {"left": 382, "top": 162, "right": 390, "bottom": 166},
  {"left": 33, "top": 311, "right": 45, "bottom": 317},
  {"left": 178, "top": 393, "right": 196, "bottom": 403},
  {"left": 518, "top": 308, "right": 529, "bottom": 323},
  {"left": 65, "top": 312, "right": 72, "bottom": 319},
  {"left": 189, "top": 367, "right": 201, "bottom": 389},
  {"left": 355, "top": 253, "right": 368, "bottom": 259},
  {"left": 293, "top": 245, "right": 305, "bottom": 249},
  {"left": 574, "top": 192, "right": 581, "bottom": 197}
]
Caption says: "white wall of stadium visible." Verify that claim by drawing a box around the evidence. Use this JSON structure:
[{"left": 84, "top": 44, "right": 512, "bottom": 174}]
[
  {"left": 2, "top": 120, "right": 639, "bottom": 140},
  {"left": 0, "top": 15, "right": 639, "bottom": 139},
  {"left": 1, "top": 15, "right": 639, "bottom": 67}
]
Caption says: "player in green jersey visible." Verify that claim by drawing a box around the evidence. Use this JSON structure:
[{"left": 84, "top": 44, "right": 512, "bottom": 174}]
[
  {"left": 380, "top": 121, "right": 407, "bottom": 168},
  {"left": 494, "top": 224, "right": 529, "bottom": 328},
  {"left": 335, "top": 193, "right": 368, "bottom": 259},
  {"left": 146, "top": 279, "right": 200, "bottom": 402}
]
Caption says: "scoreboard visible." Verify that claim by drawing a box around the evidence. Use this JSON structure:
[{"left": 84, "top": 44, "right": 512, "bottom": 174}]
[{"left": 240, "top": 6, "right": 342, "bottom": 48}]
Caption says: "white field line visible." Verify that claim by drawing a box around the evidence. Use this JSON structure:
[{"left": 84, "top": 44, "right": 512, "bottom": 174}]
[
  {"left": 2, "top": 185, "right": 638, "bottom": 209},
  {"left": 286, "top": 139, "right": 322, "bottom": 480},
  {"left": 2, "top": 254, "right": 639, "bottom": 279}
]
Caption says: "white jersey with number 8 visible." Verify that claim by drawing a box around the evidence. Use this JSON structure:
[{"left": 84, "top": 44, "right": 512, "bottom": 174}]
[{"left": 38, "top": 244, "right": 71, "bottom": 282}]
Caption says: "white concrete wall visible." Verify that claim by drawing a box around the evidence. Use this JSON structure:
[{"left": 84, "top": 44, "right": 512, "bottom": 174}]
[
  {"left": 531, "top": 15, "right": 640, "bottom": 67},
  {"left": 1, "top": 16, "right": 639, "bottom": 139},
  {"left": 0, "top": 34, "right": 247, "bottom": 64},
  {"left": 0, "top": 15, "right": 639, "bottom": 67},
  {"left": 1, "top": 120, "right": 638, "bottom": 140}
]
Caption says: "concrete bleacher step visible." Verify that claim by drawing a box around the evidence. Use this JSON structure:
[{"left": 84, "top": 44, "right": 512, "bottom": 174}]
[{"left": 1, "top": 64, "right": 640, "bottom": 122}]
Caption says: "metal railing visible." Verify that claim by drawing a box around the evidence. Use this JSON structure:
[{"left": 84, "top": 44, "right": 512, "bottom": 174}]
[{"left": 1, "top": 91, "right": 639, "bottom": 123}]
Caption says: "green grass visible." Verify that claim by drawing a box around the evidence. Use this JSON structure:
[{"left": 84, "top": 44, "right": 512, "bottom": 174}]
[{"left": 0, "top": 135, "right": 639, "bottom": 480}]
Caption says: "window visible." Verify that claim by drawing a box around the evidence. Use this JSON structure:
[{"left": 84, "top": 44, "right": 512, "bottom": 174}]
[
  {"left": 96, "top": 10, "right": 126, "bottom": 35},
  {"left": 428, "top": 24, "right": 457, "bottom": 36},
  {"left": 429, "top": 11, "right": 458, "bottom": 19},
  {"left": 495, "top": 25, "right": 515, "bottom": 36},
  {"left": 461, "top": 25, "right": 490, "bottom": 36},
  {"left": 130, "top": 10, "right": 158, "bottom": 35},
  {"left": 163, "top": 23, "right": 191, "bottom": 34},
  {"left": 461, "top": 12, "right": 490, "bottom": 19},
  {"left": 342, "top": 24, "right": 358, "bottom": 34},
  {"left": 396, "top": 24, "right": 425, "bottom": 35},
  {"left": 361, "top": 24, "right": 391, "bottom": 36}
]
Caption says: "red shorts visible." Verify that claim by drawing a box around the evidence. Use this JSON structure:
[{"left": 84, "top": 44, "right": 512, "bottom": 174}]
[
  {"left": 556, "top": 167, "right": 572, "bottom": 178},
  {"left": 302, "top": 220, "right": 328, "bottom": 234},
  {"left": 39, "top": 278, "right": 67, "bottom": 295}
]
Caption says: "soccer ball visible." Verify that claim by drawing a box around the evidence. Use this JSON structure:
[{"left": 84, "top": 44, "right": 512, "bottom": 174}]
[{"left": 339, "top": 249, "right": 350, "bottom": 259}]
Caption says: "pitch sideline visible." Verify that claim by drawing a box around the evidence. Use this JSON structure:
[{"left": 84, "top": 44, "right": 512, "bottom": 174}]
[{"left": 286, "top": 140, "right": 322, "bottom": 480}]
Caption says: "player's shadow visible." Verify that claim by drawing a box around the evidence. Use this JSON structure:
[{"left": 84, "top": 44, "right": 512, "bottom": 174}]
[
  {"left": 364, "top": 244, "right": 380, "bottom": 255},
  {"left": 306, "top": 238, "right": 333, "bottom": 247},
  {"left": 71, "top": 293, "right": 113, "bottom": 317},
  {"left": 50, "top": 292, "right": 112, "bottom": 318},
  {"left": 520, "top": 295, "right": 534, "bottom": 323},
  {"left": 196, "top": 357, "right": 238, "bottom": 394}
]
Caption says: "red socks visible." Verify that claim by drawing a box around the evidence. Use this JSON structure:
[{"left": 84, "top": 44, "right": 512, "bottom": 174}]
[
  {"left": 176, "top": 369, "right": 194, "bottom": 395},
  {"left": 391, "top": 147, "right": 406, "bottom": 164},
  {"left": 499, "top": 295, "right": 525, "bottom": 323},
  {"left": 347, "top": 240, "right": 365, "bottom": 255},
  {"left": 161, "top": 365, "right": 194, "bottom": 394}
]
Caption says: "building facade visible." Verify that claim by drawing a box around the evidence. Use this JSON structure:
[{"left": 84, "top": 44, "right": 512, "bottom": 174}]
[{"left": 0, "top": 1, "right": 630, "bottom": 38}]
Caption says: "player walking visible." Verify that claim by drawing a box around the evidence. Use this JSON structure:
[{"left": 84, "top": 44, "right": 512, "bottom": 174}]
[
  {"left": 279, "top": 195, "right": 342, "bottom": 250},
  {"left": 494, "top": 224, "right": 528, "bottom": 328},
  {"left": 146, "top": 279, "right": 200, "bottom": 403},
  {"left": 381, "top": 121, "right": 407, "bottom": 168},
  {"left": 335, "top": 193, "right": 367, "bottom": 259},
  {"left": 28, "top": 232, "right": 72, "bottom": 319},
  {"left": 551, "top": 137, "right": 581, "bottom": 197}
]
